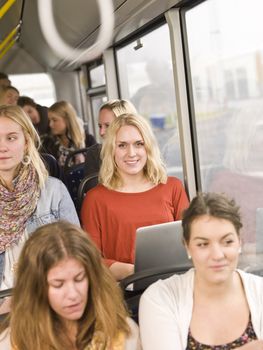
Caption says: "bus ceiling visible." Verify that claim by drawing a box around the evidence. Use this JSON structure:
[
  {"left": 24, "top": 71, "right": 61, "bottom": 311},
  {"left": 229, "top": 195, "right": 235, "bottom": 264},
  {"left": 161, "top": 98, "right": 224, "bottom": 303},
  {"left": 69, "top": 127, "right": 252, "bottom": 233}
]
[{"left": 0, "top": 0, "right": 181, "bottom": 74}]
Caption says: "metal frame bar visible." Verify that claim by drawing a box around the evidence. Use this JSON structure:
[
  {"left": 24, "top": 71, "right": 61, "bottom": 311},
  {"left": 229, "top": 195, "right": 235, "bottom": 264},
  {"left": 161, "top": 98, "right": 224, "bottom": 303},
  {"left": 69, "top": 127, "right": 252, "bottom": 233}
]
[{"left": 0, "top": 0, "right": 16, "bottom": 19}]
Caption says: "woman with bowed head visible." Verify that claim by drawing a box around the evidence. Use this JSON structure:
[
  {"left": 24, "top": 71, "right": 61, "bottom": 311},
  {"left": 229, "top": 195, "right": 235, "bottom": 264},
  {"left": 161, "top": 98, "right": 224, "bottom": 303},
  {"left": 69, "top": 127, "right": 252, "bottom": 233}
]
[
  {"left": 81, "top": 113, "right": 189, "bottom": 281},
  {"left": 139, "top": 192, "right": 263, "bottom": 350},
  {"left": 0, "top": 105, "right": 79, "bottom": 294},
  {"left": 0, "top": 221, "right": 141, "bottom": 350}
]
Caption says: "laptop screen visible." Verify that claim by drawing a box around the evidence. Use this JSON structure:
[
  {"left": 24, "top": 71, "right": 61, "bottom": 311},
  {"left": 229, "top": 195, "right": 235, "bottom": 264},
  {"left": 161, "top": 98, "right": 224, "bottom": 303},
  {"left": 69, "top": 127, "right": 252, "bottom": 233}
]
[{"left": 135, "top": 220, "right": 192, "bottom": 273}]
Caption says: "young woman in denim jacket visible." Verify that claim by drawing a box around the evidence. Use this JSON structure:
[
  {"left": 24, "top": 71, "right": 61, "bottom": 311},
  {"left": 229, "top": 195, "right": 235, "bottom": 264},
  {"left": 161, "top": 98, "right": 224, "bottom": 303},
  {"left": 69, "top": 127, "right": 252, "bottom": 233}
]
[{"left": 0, "top": 105, "right": 79, "bottom": 296}]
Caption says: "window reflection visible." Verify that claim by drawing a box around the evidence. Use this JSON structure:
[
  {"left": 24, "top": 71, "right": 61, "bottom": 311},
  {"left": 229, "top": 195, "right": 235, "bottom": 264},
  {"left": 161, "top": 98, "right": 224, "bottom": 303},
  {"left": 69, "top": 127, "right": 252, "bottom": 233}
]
[
  {"left": 89, "top": 65, "right": 106, "bottom": 88},
  {"left": 116, "top": 24, "right": 183, "bottom": 181},
  {"left": 186, "top": 0, "right": 263, "bottom": 265}
]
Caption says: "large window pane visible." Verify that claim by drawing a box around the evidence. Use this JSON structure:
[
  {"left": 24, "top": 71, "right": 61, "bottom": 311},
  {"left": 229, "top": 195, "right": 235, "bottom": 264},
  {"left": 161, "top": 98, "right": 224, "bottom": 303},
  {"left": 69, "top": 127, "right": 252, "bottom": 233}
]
[
  {"left": 186, "top": 0, "right": 263, "bottom": 264},
  {"left": 89, "top": 64, "right": 106, "bottom": 88},
  {"left": 116, "top": 24, "right": 183, "bottom": 181},
  {"left": 9, "top": 73, "right": 56, "bottom": 106}
]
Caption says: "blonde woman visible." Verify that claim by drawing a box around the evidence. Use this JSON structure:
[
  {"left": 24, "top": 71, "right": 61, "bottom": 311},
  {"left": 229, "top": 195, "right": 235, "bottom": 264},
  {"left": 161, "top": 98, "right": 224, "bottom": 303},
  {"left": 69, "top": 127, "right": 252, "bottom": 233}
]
[
  {"left": 42, "top": 100, "right": 88, "bottom": 166},
  {"left": 0, "top": 105, "right": 79, "bottom": 296},
  {"left": 81, "top": 113, "right": 189, "bottom": 281},
  {"left": 84, "top": 99, "right": 137, "bottom": 177},
  {"left": 0, "top": 221, "right": 141, "bottom": 350}
]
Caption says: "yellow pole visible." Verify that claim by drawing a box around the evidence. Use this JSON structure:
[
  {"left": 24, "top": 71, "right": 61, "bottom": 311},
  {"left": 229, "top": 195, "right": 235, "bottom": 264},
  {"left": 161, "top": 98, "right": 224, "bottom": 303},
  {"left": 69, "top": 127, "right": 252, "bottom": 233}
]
[
  {"left": 0, "top": 0, "right": 16, "bottom": 19},
  {"left": 0, "top": 39, "right": 16, "bottom": 59},
  {"left": 0, "top": 26, "right": 18, "bottom": 51}
]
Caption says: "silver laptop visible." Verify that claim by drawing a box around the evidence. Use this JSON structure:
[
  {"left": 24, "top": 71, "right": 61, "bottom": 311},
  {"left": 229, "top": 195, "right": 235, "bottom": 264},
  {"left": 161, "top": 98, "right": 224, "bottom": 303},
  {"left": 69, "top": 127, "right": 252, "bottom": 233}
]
[{"left": 135, "top": 220, "right": 192, "bottom": 273}]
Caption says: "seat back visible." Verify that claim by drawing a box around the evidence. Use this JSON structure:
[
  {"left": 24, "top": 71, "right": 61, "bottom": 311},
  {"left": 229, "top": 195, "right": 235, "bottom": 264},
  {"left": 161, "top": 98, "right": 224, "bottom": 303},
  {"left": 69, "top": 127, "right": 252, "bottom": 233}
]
[
  {"left": 120, "top": 265, "right": 190, "bottom": 323},
  {"left": 64, "top": 163, "right": 85, "bottom": 211},
  {"left": 63, "top": 148, "right": 92, "bottom": 212},
  {"left": 77, "top": 173, "right": 99, "bottom": 211},
  {"left": 41, "top": 153, "right": 64, "bottom": 180},
  {"left": 64, "top": 148, "right": 89, "bottom": 172},
  {"left": 0, "top": 288, "right": 12, "bottom": 322}
]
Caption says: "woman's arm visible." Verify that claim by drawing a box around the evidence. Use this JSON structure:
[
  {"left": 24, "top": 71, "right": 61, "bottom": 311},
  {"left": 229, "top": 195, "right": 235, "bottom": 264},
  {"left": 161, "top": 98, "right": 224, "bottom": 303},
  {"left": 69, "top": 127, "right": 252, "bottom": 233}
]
[{"left": 109, "top": 262, "right": 134, "bottom": 281}]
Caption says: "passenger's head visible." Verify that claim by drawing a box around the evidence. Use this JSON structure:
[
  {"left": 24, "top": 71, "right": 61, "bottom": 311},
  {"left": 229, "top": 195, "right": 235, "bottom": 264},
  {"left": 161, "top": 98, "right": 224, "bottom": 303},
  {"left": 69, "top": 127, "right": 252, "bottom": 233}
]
[
  {"left": 10, "top": 221, "right": 129, "bottom": 349},
  {"left": 182, "top": 193, "right": 242, "bottom": 281},
  {"left": 17, "top": 96, "right": 40, "bottom": 125},
  {"left": 48, "top": 100, "right": 85, "bottom": 148},
  {"left": 98, "top": 99, "right": 137, "bottom": 138},
  {"left": 0, "top": 105, "right": 48, "bottom": 187},
  {"left": 100, "top": 113, "right": 167, "bottom": 189},
  {"left": 0, "top": 72, "right": 11, "bottom": 87},
  {"left": 182, "top": 192, "right": 243, "bottom": 244},
  {"left": 0, "top": 85, "right": 19, "bottom": 105}
]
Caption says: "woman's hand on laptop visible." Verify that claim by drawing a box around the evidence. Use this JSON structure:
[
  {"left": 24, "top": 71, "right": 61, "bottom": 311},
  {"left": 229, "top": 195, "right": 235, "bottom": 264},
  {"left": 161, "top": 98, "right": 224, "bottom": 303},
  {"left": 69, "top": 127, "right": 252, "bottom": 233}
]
[{"left": 109, "top": 262, "right": 134, "bottom": 281}]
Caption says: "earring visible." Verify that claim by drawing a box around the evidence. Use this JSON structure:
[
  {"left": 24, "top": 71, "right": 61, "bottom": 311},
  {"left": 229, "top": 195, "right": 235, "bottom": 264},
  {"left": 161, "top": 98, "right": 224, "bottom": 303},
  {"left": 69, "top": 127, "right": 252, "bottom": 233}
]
[
  {"left": 22, "top": 155, "right": 31, "bottom": 166},
  {"left": 188, "top": 255, "right": 192, "bottom": 260},
  {"left": 238, "top": 247, "right": 242, "bottom": 254}
]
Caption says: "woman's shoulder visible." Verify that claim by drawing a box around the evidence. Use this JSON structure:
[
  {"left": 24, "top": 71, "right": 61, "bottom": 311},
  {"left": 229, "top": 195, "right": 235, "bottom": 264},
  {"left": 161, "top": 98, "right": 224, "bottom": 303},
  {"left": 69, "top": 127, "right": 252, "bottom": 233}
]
[
  {"left": 141, "top": 268, "right": 194, "bottom": 305},
  {"left": 0, "top": 328, "right": 11, "bottom": 349},
  {"left": 238, "top": 269, "right": 263, "bottom": 289},
  {"left": 125, "top": 318, "right": 141, "bottom": 350},
  {"left": 44, "top": 176, "right": 65, "bottom": 188},
  {"left": 84, "top": 184, "right": 109, "bottom": 199},
  {"left": 166, "top": 176, "right": 184, "bottom": 186},
  {"left": 39, "top": 177, "right": 69, "bottom": 199}
]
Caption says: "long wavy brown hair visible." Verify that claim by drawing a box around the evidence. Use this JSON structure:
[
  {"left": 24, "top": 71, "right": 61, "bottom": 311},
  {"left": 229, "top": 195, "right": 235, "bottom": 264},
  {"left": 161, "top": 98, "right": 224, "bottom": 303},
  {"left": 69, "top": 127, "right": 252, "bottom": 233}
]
[{"left": 1, "top": 221, "right": 130, "bottom": 350}]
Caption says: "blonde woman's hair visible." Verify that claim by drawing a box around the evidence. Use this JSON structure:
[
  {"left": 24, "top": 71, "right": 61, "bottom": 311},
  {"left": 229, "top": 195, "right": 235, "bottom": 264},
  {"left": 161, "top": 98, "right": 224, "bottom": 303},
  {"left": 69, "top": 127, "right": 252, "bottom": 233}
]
[
  {"left": 49, "top": 101, "right": 85, "bottom": 148},
  {"left": 100, "top": 113, "right": 167, "bottom": 189},
  {"left": 0, "top": 105, "right": 48, "bottom": 187},
  {"left": 99, "top": 99, "right": 137, "bottom": 117},
  {"left": 2, "top": 221, "right": 130, "bottom": 350}
]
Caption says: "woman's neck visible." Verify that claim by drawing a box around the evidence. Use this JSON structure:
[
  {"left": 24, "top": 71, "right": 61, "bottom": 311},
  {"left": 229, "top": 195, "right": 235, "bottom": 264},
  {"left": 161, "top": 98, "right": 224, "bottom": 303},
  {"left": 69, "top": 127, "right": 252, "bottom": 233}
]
[
  {"left": 62, "top": 320, "right": 78, "bottom": 349},
  {"left": 0, "top": 170, "right": 16, "bottom": 190},
  {"left": 194, "top": 270, "right": 241, "bottom": 300},
  {"left": 117, "top": 173, "right": 154, "bottom": 193},
  {"left": 59, "top": 134, "right": 70, "bottom": 147}
]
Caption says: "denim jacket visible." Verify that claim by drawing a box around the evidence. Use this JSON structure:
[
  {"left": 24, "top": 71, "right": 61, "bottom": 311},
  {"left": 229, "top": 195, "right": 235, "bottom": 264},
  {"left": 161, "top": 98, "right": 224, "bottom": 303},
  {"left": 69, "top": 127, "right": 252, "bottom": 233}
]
[{"left": 0, "top": 176, "right": 80, "bottom": 286}]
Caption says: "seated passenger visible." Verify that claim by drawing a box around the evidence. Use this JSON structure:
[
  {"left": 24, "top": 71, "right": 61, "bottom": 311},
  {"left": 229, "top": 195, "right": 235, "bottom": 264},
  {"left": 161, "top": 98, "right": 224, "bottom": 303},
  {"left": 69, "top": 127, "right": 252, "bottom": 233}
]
[
  {"left": 0, "top": 105, "right": 79, "bottom": 294},
  {"left": 84, "top": 99, "right": 137, "bottom": 177},
  {"left": 0, "top": 72, "right": 11, "bottom": 87},
  {"left": 0, "top": 221, "right": 141, "bottom": 350},
  {"left": 17, "top": 95, "right": 50, "bottom": 137},
  {"left": 0, "top": 86, "right": 19, "bottom": 106},
  {"left": 42, "top": 101, "right": 87, "bottom": 167},
  {"left": 81, "top": 113, "right": 189, "bottom": 281},
  {"left": 139, "top": 192, "right": 263, "bottom": 350}
]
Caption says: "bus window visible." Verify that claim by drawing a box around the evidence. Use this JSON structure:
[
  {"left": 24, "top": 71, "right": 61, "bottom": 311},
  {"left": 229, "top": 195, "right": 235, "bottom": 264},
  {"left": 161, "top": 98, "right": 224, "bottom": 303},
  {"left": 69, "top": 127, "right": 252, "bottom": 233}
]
[
  {"left": 9, "top": 73, "right": 56, "bottom": 107},
  {"left": 89, "top": 65, "right": 106, "bottom": 88},
  {"left": 116, "top": 24, "right": 183, "bottom": 181},
  {"left": 185, "top": 0, "right": 263, "bottom": 261}
]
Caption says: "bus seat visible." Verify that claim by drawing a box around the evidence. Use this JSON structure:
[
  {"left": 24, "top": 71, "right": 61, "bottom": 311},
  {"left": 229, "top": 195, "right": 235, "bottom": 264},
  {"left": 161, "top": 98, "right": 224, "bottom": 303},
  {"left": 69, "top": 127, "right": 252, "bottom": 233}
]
[
  {"left": 64, "top": 163, "right": 85, "bottom": 211},
  {"left": 120, "top": 265, "right": 190, "bottom": 324},
  {"left": 41, "top": 153, "right": 64, "bottom": 181},
  {"left": 77, "top": 173, "right": 99, "bottom": 212},
  {"left": 63, "top": 148, "right": 89, "bottom": 172},
  {"left": 0, "top": 288, "right": 12, "bottom": 322}
]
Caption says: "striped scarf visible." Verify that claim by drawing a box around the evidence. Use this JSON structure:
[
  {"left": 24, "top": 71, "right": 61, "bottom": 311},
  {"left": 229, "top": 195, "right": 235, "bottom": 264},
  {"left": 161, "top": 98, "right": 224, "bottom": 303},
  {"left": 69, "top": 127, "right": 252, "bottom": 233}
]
[{"left": 0, "top": 164, "right": 40, "bottom": 253}]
